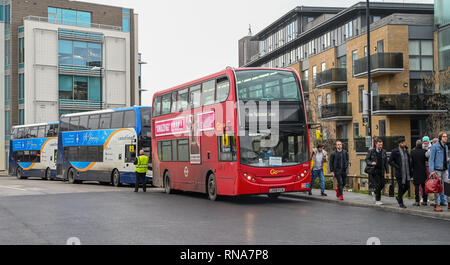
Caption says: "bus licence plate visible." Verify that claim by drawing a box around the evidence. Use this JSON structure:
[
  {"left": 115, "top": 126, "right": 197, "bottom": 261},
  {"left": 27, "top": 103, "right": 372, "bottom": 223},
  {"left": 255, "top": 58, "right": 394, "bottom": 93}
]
[{"left": 269, "top": 188, "right": 285, "bottom": 193}]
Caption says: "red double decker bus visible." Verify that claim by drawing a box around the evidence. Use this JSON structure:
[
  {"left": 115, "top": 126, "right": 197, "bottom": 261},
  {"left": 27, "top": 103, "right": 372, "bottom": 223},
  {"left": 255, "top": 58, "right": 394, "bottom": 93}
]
[{"left": 151, "top": 67, "right": 311, "bottom": 200}]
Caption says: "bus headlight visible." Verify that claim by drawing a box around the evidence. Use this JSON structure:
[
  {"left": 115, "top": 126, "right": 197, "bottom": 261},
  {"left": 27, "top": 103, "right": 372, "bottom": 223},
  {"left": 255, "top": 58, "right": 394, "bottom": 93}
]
[{"left": 247, "top": 176, "right": 251, "bottom": 181}]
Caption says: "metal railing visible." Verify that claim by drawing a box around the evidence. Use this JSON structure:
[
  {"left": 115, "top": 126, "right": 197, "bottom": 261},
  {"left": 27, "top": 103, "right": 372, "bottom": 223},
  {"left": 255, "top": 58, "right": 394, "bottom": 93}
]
[
  {"left": 320, "top": 103, "right": 352, "bottom": 119},
  {"left": 372, "top": 94, "right": 448, "bottom": 112},
  {"left": 24, "top": 16, "right": 122, "bottom": 31},
  {"left": 353, "top": 52, "right": 403, "bottom": 77},
  {"left": 354, "top": 135, "right": 404, "bottom": 153},
  {"left": 59, "top": 99, "right": 104, "bottom": 109},
  {"left": 315, "top": 68, "right": 347, "bottom": 89}
]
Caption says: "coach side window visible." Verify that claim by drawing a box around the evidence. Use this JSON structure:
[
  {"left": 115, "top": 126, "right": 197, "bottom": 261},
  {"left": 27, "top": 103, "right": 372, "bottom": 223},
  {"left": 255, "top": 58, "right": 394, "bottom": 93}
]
[
  {"left": 171, "top": 92, "right": 178, "bottom": 113},
  {"left": 79, "top": 116, "right": 89, "bottom": 131},
  {"left": 88, "top": 115, "right": 100, "bottom": 130},
  {"left": 123, "top": 110, "right": 136, "bottom": 128},
  {"left": 10, "top": 128, "right": 17, "bottom": 140},
  {"left": 161, "top": 94, "right": 172, "bottom": 115},
  {"left": 190, "top": 85, "right": 201, "bottom": 109},
  {"left": 29, "top": 127, "right": 38, "bottom": 138},
  {"left": 216, "top": 77, "right": 230, "bottom": 103},
  {"left": 153, "top": 97, "right": 161, "bottom": 116},
  {"left": 17, "top": 128, "right": 24, "bottom": 139},
  {"left": 99, "top": 113, "right": 112, "bottom": 129},
  {"left": 38, "top": 126, "right": 46, "bottom": 138},
  {"left": 60, "top": 117, "right": 70, "bottom": 132},
  {"left": 111, "top": 111, "right": 124, "bottom": 129},
  {"left": 69, "top": 117, "right": 80, "bottom": 131},
  {"left": 178, "top": 88, "right": 189, "bottom": 111},
  {"left": 201, "top": 80, "right": 215, "bottom": 106}
]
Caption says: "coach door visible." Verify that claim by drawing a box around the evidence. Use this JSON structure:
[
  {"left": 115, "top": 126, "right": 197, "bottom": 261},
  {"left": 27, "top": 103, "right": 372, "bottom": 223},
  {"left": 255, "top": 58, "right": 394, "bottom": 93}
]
[{"left": 124, "top": 144, "right": 136, "bottom": 170}]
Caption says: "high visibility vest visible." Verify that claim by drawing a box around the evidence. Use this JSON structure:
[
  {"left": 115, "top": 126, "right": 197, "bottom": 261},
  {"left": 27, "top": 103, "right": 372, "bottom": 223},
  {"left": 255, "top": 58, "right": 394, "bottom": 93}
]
[{"left": 136, "top": 155, "right": 149, "bottom": 173}]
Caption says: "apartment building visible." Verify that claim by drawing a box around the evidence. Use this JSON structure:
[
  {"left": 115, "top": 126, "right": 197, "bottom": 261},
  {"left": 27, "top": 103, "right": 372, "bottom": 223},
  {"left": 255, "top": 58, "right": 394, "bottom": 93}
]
[
  {"left": 0, "top": 0, "right": 143, "bottom": 170},
  {"left": 238, "top": 2, "right": 449, "bottom": 180}
]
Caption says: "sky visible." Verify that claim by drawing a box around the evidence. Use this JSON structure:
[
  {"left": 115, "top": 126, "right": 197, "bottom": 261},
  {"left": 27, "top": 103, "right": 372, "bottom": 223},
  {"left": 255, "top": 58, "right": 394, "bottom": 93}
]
[{"left": 79, "top": 0, "right": 434, "bottom": 106}]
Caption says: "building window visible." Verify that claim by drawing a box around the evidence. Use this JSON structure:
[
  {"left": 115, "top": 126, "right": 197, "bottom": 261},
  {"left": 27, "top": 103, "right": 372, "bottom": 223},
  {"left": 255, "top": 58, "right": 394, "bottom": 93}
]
[
  {"left": 19, "top": 37, "right": 25, "bottom": 65},
  {"left": 317, "top": 95, "right": 322, "bottom": 118},
  {"left": 438, "top": 27, "right": 450, "bottom": 71},
  {"left": 19, "top": 109, "right": 24, "bottom": 125},
  {"left": 5, "top": 39, "right": 10, "bottom": 68},
  {"left": 5, "top": 4, "right": 10, "bottom": 23},
  {"left": 19, "top": 74, "right": 24, "bottom": 104},
  {"left": 59, "top": 75, "right": 101, "bottom": 102},
  {"left": 312, "top": 66, "right": 317, "bottom": 86},
  {"left": 5, "top": 111, "right": 10, "bottom": 136},
  {"left": 353, "top": 123, "right": 360, "bottom": 138},
  {"left": 377, "top": 40, "right": 384, "bottom": 53},
  {"left": 409, "top": 40, "right": 433, "bottom": 71},
  {"left": 122, "top": 9, "right": 130, "bottom": 32},
  {"left": 58, "top": 40, "right": 102, "bottom": 67},
  {"left": 337, "top": 55, "right": 347, "bottom": 68},
  {"left": 48, "top": 7, "right": 91, "bottom": 27},
  {"left": 5, "top": 76, "right": 10, "bottom": 106},
  {"left": 358, "top": 85, "right": 364, "bottom": 113},
  {"left": 0, "top": 5, "right": 3, "bottom": 22}
]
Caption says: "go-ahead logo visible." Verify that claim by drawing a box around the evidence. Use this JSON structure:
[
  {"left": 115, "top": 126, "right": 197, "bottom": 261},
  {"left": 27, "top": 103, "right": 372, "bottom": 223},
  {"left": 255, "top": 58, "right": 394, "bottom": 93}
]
[{"left": 270, "top": 169, "right": 284, "bottom": 175}]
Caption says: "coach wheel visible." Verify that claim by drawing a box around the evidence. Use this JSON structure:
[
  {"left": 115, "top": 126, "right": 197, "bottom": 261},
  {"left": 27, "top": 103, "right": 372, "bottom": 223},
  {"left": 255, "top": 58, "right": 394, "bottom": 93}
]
[
  {"left": 16, "top": 168, "right": 24, "bottom": 180},
  {"left": 164, "top": 171, "right": 173, "bottom": 194},
  {"left": 207, "top": 173, "right": 218, "bottom": 201},
  {"left": 268, "top": 193, "right": 281, "bottom": 199},
  {"left": 68, "top": 168, "right": 75, "bottom": 184},
  {"left": 45, "top": 168, "right": 52, "bottom": 181},
  {"left": 112, "top": 169, "right": 121, "bottom": 187}
]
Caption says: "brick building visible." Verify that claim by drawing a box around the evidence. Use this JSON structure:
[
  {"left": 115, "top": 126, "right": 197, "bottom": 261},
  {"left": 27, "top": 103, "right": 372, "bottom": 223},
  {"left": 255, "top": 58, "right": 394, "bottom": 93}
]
[
  {"left": 238, "top": 2, "right": 449, "bottom": 180},
  {"left": 0, "top": 0, "right": 144, "bottom": 170}
]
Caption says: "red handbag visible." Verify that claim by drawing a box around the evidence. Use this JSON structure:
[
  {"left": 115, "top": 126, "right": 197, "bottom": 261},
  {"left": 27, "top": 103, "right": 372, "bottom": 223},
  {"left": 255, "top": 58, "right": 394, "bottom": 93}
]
[{"left": 425, "top": 176, "right": 444, "bottom": 194}]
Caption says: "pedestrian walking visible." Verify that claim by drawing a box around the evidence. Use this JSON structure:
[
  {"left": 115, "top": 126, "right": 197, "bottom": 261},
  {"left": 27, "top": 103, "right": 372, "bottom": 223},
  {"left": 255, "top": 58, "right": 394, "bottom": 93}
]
[
  {"left": 429, "top": 132, "right": 449, "bottom": 212},
  {"left": 365, "top": 138, "right": 390, "bottom": 205},
  {"left": 389, "top": 138, "right": 412, "bottom": 209},
  {"left": 309, "top": 144, "right": 328, "bottom": 196},
  {"left": 427, "top": 137, "right": 448, "bottom": 207},
  {"left": 329, "top": 141, "right": 349, "bottom": 201},
  {"left": 134, "top": 150, "right": 149, "bottom": 192},
  {"left": 411, "top": 140, "right": 428, "bottom": 206}
]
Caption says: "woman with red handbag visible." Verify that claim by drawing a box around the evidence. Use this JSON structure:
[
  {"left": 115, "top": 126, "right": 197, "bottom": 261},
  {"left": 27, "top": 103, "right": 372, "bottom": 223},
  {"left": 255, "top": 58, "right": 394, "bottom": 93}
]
[{"left": 428, "top": 132, "right": 449, "bottom": 212}]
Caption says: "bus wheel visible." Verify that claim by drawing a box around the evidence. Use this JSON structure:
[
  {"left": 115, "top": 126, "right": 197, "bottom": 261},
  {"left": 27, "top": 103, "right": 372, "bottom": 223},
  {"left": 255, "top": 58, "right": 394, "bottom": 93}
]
[
  {"left": 268, "top": 193, "right": 281, "bottom": 199},
  {"left": 207, "top": 173, "right": 218, "bottom": 201},
  {"left": 68, "top": 168, "right": 75, "bottom": 184},
  {"left": 164, "top": 171, "right": 173, "bottom": 194},
  {"left": 16, "top": 168, "right": 24, "bottom": 180},
  {"left": 112, "top": 169, "right": 121, "bottom": 187},
  {"left": 45, "top": 168, "right": 52, "bottom": 181}
]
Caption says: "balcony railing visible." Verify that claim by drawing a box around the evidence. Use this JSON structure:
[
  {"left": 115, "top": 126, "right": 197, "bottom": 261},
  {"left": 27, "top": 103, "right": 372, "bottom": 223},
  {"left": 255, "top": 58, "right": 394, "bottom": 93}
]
[
  {"left": 320, "top": 103, "right": 352, "bottom": 121},
  {"left": 353, "top": 52, "right": 403, "bottom": 78},
  {"left": 354, "top": 136, "right": 405, "bottom": 153},
  {"left": 301, "top": 80, "right": 309, "bottom": 94},
  {"left": 315, "top": 68, "right": 347, "bottom": 89},
  {"left": 59, "top": 99, "right": 104, "bottom": 110},
  {"left": 372, "top": 94, "right": 448, "bottom": 115},
  {"left": 24, "top": 15, "right": 122, "bottom": 31}
]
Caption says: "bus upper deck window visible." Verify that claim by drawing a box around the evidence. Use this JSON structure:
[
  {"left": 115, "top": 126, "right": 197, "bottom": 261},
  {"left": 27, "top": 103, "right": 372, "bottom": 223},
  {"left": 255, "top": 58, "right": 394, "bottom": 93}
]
[{"left": 216, "top": 77, "right": 230, "bottom": 103}]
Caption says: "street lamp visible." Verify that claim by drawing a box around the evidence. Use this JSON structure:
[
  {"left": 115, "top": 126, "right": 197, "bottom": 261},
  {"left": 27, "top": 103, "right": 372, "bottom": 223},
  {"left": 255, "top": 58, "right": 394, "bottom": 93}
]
[{"left": 91, "top": 66, "right": 103, "bottom": 110}]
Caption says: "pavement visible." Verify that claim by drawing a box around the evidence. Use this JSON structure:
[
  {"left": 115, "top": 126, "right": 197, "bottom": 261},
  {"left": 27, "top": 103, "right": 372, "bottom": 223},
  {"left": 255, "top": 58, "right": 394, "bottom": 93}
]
[{"left": 283, "top": 189, "right": 450, "bottom": 221}]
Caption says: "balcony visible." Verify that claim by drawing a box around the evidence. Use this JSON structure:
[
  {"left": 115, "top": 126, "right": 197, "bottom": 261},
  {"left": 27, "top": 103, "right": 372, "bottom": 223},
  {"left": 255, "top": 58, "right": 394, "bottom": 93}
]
[
  {"left": 354, "top": 136, "right": 405, "bottom": 153},
  {"left": 59, "top": 99, "right": 104, "bottom": 110},
  {"left": 372, "top": 94, "right": 448, "bottom": 116},
  {"left": 24, "top": 15, "right": 122, "bottom": 31},
  {"left": 301, "top": 80, "right": 309, "bottom": 94},
  {"left": 353, "top": 53, "right": 404, "bottom": 78},
  {"left": 320, "top": 103, "right": 352, "bottom": 121},
  {"left": 315, "top": 68, "right": 347, "bottom": 89}
]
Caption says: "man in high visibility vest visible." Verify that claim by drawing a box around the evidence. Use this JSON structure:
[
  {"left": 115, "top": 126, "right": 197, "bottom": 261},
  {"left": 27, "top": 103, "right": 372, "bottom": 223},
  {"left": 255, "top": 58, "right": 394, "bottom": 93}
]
[{"left": 134, "top": 150, "right": 149, "bottom": 192}]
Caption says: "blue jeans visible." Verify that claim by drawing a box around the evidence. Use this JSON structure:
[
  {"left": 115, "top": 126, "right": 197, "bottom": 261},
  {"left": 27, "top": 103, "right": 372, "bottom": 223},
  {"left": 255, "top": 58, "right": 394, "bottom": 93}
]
[
  {"left": 311, "top": 169, "right": 325, "bottom": 193},
  {"left": 437, "top": 193, "right": 448, "bottom": 205}
]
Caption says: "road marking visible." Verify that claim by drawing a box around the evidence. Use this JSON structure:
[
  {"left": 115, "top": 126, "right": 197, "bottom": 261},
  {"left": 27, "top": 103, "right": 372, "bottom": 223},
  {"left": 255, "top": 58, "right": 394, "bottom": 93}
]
[{"left": 0, "top": 185, "right": 28, "bottom": 191}]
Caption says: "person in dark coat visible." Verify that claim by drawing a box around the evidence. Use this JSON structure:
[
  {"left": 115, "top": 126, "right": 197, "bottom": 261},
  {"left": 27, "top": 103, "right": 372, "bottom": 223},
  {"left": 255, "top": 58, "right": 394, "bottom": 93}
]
[
  {"left": 329, "top": 141, "right": 349, "bottom": 201},
  {"left": 411, "top": 139, "right": 428, "bottom": 206},
  {"left": 365, "top": 138, "right": 390, "bottom": 205},
  {"left": 389, "top": 138, "right": 413, "bottom": 208}
]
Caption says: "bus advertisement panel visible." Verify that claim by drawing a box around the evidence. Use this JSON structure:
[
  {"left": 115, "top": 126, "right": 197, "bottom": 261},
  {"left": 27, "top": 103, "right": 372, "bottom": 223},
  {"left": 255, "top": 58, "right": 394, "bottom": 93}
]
[
  {"left": 151, "top": 68, "right": 311, "bottom": 200},
  {"left": 56, "top": 106, "right": 152, "bottom": 186},
  {"left": 9, "top": 122, "right": 59, "bottom": 180}
]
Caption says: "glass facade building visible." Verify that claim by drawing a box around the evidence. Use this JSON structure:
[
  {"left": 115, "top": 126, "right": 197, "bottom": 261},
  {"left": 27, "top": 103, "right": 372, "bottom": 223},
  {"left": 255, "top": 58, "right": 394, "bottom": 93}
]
[
  {"left": 435, "top": 0, "right": 450, "bottom": 27},
  {"left": 48, "top": 7, "right": 92, "bottom": 27}
]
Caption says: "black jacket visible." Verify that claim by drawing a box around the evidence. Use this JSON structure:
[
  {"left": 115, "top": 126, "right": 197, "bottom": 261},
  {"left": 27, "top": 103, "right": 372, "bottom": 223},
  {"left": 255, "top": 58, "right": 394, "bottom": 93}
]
[
  {"left": 329, "top": 149, "right": 349, "bottom": 174},
  {"left": 365, "top": 148, "right": 389, "bottom": 176},
  {"left": 389, "top": 147, "right": 413, "bottom": 181},
  {"left": 410, "top": 147, "right": 427, "bottom": 183}
]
